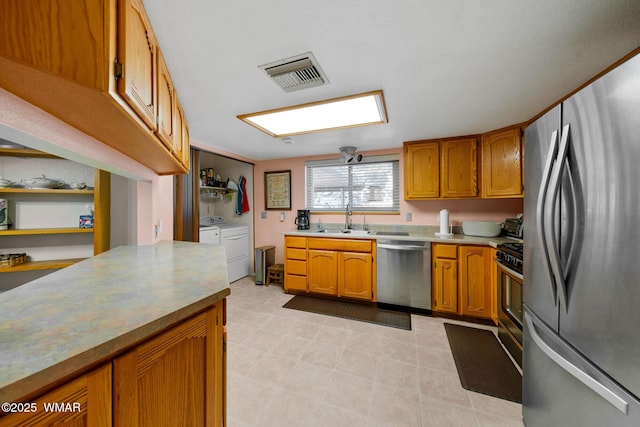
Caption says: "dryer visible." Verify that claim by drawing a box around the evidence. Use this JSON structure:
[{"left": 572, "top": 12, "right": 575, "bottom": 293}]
[{"left": 199, "top": 216, "right": 248, "bottom": 282}]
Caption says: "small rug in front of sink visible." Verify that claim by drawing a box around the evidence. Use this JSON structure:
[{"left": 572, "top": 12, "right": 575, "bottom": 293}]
[
  {"left": 444, "top": 323, "right": 522, "bottom": 403},
  {"left": 283, "top": 295, "right": 411, "bottom": 330}
]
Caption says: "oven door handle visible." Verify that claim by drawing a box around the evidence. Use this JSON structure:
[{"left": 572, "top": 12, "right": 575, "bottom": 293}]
[
  {"left": 536, "top": 129, "right": 560, "bottom": 306},
  {"left": 496, "top": 261, "right": 523, "bottom": 281}
]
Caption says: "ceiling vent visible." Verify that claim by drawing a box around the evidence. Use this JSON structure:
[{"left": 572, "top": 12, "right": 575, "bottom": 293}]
[{"left": 259, "top": 52, "right": 329, "bottom": 93}]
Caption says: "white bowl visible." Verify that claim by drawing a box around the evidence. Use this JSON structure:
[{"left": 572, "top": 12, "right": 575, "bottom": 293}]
[
  {"left": 462, "top": 221, "right": 503, "bottom": 237},
  {"left": 70, "top": 182, "right": 86, "bottom": 190}
]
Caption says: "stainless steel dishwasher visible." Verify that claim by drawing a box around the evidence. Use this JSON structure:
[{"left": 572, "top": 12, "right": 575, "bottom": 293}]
[{"left": 376, "top": 238, "right": 431, "bottom": 311}]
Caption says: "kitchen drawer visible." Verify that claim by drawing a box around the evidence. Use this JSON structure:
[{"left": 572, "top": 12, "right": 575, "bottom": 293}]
[
  {"left": 285, "top": 259, "right": 307, "bottom": 276},
  {"left": 285, "top": 236, "right": 307, "bottom": 249},
  {"left": 286, "top": 248, "right": 307, "bottom": 261},
  {"left": 285, "top": 274, "right": 308, "bottom": 291},
  {"left": 433, "top": 243, "right": 458, "bottom": 259},
  {"left": 307, "top": 238, "right": 372, "bottom": 253}
]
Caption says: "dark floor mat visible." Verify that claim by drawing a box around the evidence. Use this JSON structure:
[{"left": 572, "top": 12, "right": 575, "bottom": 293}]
[
  {"left": 444, "top": 323, "right": 522, "bottom": 403},
  {"left": 283, "top": 295, "right": 411, "bottom": 330}
]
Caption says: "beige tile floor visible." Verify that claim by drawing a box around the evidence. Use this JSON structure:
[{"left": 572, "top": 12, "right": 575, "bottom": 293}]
[{"left": 226, "top": 277, "right": 525, "bottom": 427}]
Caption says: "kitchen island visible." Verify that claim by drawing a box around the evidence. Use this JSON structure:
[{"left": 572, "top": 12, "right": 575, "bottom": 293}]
[{"left": 0, "top": 240, "right": 230, "bottom": 426}]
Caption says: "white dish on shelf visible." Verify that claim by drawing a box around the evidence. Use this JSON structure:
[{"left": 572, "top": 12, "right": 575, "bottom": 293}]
[
  {"left": 21, "top": 175, "right": 64, "bottom": 189},
  {"left": 0, "top": 178, "right": 14, "bottom": 188},
  {"left": 69, "top": 182, "right": 87, "bottom": 190}
]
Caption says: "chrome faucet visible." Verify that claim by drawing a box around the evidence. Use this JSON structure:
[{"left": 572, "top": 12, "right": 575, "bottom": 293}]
[{"left": 345, "top": 203, "right": 352, "bottom": 229}]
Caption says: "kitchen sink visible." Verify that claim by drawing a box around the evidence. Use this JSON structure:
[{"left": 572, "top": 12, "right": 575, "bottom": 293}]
[
  {"left": 315, "top": 229, "right": 374, "bottom": 235},
  {"left": 341, "top": 229, "right": 374, "bottom": 235}
]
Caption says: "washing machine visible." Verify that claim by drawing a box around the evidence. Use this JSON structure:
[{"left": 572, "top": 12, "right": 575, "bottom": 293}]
[{"left": 199, "top": 216, "right": 248, "bottom": 282}]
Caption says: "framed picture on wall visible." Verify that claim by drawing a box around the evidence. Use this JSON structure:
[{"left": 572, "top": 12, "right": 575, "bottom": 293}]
[{"left": 264, "top": 170, "right": 291, "bottom": 210}]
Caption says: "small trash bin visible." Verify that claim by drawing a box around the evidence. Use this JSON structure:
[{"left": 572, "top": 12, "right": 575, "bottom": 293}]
[{"left": 255, "top": 245, "right": 275, "bottom": 285}]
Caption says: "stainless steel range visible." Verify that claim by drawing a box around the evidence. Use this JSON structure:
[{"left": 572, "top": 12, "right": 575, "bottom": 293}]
[{"left": 496, "top": 242, "right": 523, "bottom": 367}]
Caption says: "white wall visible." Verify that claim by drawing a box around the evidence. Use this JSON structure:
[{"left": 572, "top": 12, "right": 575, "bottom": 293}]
[{"left": 110, "top": 174, "right": 138, "bottom": 247}]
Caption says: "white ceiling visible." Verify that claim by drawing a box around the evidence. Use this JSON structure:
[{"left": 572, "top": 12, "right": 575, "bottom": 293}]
[{"left": 143, "top": 0, "right": 640, "bottom": 161}]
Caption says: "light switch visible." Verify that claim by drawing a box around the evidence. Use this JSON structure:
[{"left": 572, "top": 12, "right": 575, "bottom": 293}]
[
  {"left": 261, "top": 212, "right": 267, "bottom": 219},
  {"left": 406, "top": 212, "right": 412, "bottom": 222},
  {"left": 279, "top": 212, "right": 285, "bottom": 222}
]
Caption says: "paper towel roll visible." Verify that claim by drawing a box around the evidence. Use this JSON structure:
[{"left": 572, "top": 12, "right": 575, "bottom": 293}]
[{"left": 439, "top": 209, "right": 449, "bottom": 234}]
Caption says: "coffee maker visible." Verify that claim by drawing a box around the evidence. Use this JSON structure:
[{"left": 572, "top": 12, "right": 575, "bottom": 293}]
[{"left": 295, "top": 209, "right": 310, "bottom": 230}]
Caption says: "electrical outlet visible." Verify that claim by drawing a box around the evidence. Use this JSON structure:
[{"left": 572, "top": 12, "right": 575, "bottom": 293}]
[{"left": 406, "top": 212, "right": 412, "bottom": 222}]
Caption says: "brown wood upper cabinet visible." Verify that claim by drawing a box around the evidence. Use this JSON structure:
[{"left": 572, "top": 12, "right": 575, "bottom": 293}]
[
  {"left": 156, "top": 52, "right": 175, "bottom": 150},
  {"left": 0, "top": 0, "right": 189, "bottom": 175},
  {"left": 118, "top": 0, "right": 157, "bottom": 130},
  {"left": 481, "top": 126, "right": 523, "bottom": 198},
  {"left": 440, "top": 138, "right": 478, "bottom": 198},
  {"left": 404, "top": 137, "right": 479, "bottom": 200},
  {"left": 404, "top": 141, "right": 440, "bottom": 198}
]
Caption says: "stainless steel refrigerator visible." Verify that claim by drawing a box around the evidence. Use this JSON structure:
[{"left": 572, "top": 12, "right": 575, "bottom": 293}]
[{"left": 523, "top": 52, "right": 640, "bottom": 426}]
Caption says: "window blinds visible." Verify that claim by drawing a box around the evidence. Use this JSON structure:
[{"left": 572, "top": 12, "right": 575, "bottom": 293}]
[{"left": 305, "top": 155, "right": 399, "bottom": 212}]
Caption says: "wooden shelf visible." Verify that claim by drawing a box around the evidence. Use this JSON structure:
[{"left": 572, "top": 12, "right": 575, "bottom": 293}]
[
  {"left": 0, "top": 258, "right": 86, "bottom": 273},
  {"left": 200, "top": 185, "right": 236, "bottom": 192},
  {"left": 0, "top": 147, "right": 61, "bottom": 158},
  {"left": 0, "top": 187, "right": 94, "bottom": 194},
  {"left": 199, "top": 186, "right": 236, "bottom": 198},
  {"left": 0, "top": 228, "right": 94, "bottom": 236}
]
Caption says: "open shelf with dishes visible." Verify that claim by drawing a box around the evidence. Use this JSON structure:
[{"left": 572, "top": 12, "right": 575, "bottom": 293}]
[{"left": 0, "top": 148, "right": 110, "bottom": 284}]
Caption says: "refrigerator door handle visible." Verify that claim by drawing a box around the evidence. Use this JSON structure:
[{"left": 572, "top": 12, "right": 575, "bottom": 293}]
[
  {"left": 525, "top": 315, "right": 629, "bottom": 415},
  {"left": 563, "top": 158, "right": 579, "bottom": 279},
  {"left": 545, "top": 123, "right": 571, "bottom": 313},
  {"left": 536, "top": 129, "right": 560, "bottom": 305}
]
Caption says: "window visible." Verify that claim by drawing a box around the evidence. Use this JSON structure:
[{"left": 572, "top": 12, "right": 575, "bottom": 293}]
[{"left": 305, "top": 155, "right": 399, "bottom": 212}]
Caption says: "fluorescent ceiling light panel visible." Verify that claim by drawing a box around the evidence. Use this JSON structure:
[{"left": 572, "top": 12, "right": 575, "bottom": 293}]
[{"left": 238, "top": 90, "right": 387, "bottom": 137}]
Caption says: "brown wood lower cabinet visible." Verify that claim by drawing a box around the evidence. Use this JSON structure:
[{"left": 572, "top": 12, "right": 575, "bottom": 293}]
[
  {"left": 0, "top": 364, "right": 112, "bottom": 427},
  {"left": 0, "top": 303, "right": 225, "bottom": 427},
  {"left": 285, "top": 236, "right": 376, "bottom": 301},
  {"left": 458, "top": 245, "right": 492, "bottom": 318},
  {"left": 432, "top": 244, "right": 459, "bottom": 314},
  {"left": 339, "top": 252, "right": 373, "bottom": 300},
  {"left": 284, "top": 236, "right": 309, "bottom": 292},
  {"left": 432, "top": 244, "right": 493, "bottom": 320},
  {"left": 308, "top": 249, "right": 339, "bottom": 295},
  {"left": 114, "top": 305, "right": 224, "bottom": 426}
]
